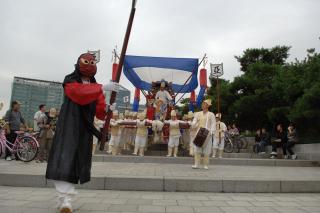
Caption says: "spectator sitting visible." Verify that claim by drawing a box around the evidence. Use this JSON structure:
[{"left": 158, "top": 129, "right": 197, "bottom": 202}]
[
  {"left": 285, "top": 123, "right": 298, "bottom": 160},
  {"left": 258, "top": 128, "right": 270, "bottom": 154},
  {"left": 254, "top": 128, "right": 261, "bottom": 151},
  {"left": 270, "top": 124, "right": 288, "bottom": 159},
  {"left": 229, "top": 123, "right": 240, "bottom": 136}
]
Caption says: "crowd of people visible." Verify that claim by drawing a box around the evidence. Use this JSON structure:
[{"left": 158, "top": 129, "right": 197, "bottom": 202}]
[
  {"left": 1, "top": 100, "right": 299, "bottom": 163},
  {"left": 96, "top": 99, "right": 229, "bottom": 164},
  {"left": 255, "top": 123, "right": 298, "bottom": 159}
]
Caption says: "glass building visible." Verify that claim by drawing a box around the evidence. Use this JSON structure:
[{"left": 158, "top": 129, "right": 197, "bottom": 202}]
[
  {"left": 10, "top": 77, "right": 64, "bottom": 127},
  {"left": 10, "top": 76, "right": 135, "bottom": 126}
]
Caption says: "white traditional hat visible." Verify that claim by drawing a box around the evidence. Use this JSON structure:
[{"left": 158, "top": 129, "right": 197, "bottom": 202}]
[
  {"left": 124, "top": 110, "right": 130, "bottom": 116},
  {"left": 170, "top": 110, "right": 177, "bottom": 117},
  {"left": 215, "top": 113, "right": 222, "bottom": 119},
  {"left": 132, "top": 112, "right": 138, "bottom": 117},
  {"left": 187, "top": 111, "right": 194, "bottom": 119},
  {"left": 119, "top": 113, "right": 124, "bottom": 119},
  {"left": 203, "top": 99, "right": 212, "bottom": 106},
  {"left": 160, "top": 81, "right": 165, "bottom": 88}
]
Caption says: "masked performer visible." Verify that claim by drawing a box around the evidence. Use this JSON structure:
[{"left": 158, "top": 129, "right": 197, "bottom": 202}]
[{"left": 46, "top": 53, "right": 119, "bottom": 213}]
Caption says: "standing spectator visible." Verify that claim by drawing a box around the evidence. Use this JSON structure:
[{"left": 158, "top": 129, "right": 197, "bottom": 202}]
[
  {"left": 259, "top": 128, "right": 270, "bottom": 154},
  {"left": 37, "top": 108, "right": 57, "bottom": 162},
  {"left": 34, "top": 104, "right": 46, "bottom": 132},
  {"left": 4, "top": 101, "right": 27, "bottom": 161},
  {"left": 270, "top": 124, "right": 288, "bottom": 159},
  {"left": 285, "top": 123, "right": 298, "bottom": 160}
]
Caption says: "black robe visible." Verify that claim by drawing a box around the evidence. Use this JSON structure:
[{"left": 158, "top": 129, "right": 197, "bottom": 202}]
[{"left": 46, "top": 68, "right": 101, "bottom": 184}]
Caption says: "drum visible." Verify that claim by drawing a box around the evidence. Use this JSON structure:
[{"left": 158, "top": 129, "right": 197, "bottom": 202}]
[{"left": 193, "top": 127, "right": 209, "bottom": 147}]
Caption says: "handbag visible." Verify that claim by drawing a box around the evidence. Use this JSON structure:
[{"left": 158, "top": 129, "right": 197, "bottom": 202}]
[{"left": 193, "top": 113, "right": 210, "bottom": 147}]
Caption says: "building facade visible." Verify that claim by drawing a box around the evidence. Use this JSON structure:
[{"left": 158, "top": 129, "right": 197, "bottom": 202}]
[
  {"left": 104, "top": 84, "right": 131, "bottom": 113},
  {"left": 10, "top": 77, "right": 134, "bottom": 126},
  {"left": 10, "top": 77, "right": 64, "bottom": 127}
]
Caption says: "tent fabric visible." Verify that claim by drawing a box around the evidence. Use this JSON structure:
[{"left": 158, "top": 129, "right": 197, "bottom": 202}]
[{"left": 124, "top": 55, "right": 199, "bottom": 93}]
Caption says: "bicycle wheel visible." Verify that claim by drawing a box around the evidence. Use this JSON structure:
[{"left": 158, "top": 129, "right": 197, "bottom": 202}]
[
  {"left": 224, "top": 139, "right": 233, "bottom": 153},
  {"left": 16, "top": 136, "right": 39, "bottom": 162},
  {"left": 239, "top": 136, "right": 248, "bottom": 149}
]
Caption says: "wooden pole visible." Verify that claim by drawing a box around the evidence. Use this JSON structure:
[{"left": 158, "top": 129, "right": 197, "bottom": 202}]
[
  {"left": 100, "top": 0, "right": 137, "bottom": 150},
  {"left": 216, "top": 76, "right": 221, "bottom": 143}
]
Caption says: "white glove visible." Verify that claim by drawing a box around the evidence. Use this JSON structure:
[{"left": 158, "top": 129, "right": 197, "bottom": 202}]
[
  {"left": 103, "top": 81, "right": 120, "bottom": 93},
  {"left": 109, "top": 103, "right": 116, "bottom": 111}
]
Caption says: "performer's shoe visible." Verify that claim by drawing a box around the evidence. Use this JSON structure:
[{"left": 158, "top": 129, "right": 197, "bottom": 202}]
[
  {"left": 203, "top": 166, "right": 209, "bottom": 170},
  {"left": 60, "top": 198, "right": 72, "bottom": 213},
  {"left": 192, "top": 165, "right": 199, "bottom": 169},
  {"left": 60, "top": 207, "right": 72, "bottom": 213}
]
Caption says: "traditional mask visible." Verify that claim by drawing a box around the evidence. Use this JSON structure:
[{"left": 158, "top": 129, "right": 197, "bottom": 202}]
[{"left": 78, "top": 53, "right": 97, "bottom": 77}]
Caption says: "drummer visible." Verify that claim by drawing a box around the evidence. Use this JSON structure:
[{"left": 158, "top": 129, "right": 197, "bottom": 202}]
[{"left": 190, "top": 99, "right": 216, "bottom": 170}]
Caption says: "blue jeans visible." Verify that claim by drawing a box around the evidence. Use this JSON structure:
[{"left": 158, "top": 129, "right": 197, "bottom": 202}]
[{"left": 258, "top": 140, "right": 267, "bottom": 152}]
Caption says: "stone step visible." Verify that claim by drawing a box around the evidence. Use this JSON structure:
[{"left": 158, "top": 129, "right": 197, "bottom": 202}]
[
  {"left": 92, "top": 155, "right": 320, "bottom": 167},
  {"left": 1, "top": 161, "right": 320, "bottom": 193}
]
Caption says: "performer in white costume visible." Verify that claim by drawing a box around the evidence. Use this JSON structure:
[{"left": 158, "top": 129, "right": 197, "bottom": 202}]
[
  {"left": 92, "top": 116, "right": 104, "bottom": 155},
  {"left": 191, "top": 99, "right": 216, "bottom": 170},
  {"left": 108, "top": 110, "right": 121, "bottom": 155},
  {"left": 212, "top": 113, "right": 227, "bottom": 158},
  {"left": 121, "top": 110, "right": 131, "bottom": 151},
  {"left": 166, "top": 110, "right": 181, "bottom": 157},
  {"left": 188, "top": 111, "right": 197, "bottom": 156},
  {"left": 133, "top": 112, "right": 148, "bottom": 156}
]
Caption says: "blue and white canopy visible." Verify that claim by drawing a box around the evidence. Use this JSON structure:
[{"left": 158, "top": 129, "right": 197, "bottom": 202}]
[{"left": 123, "top": 55, "right": 198, "bottom": 93}]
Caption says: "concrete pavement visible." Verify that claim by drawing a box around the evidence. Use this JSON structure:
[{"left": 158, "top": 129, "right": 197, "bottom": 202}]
[
  {"left": 1, "top": 160, "right": 320, "bottom": 192},
  {"left": 1, "top": 186, "right": 320, "bottom": 213}
]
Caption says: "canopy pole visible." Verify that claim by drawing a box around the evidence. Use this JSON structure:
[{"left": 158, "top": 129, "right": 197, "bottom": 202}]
[
  {"left": 173, "top": 54, "right": 207, "bottom": 105},
  {"left": 100, "top": 0, "right": 137, "bottom": 151}
]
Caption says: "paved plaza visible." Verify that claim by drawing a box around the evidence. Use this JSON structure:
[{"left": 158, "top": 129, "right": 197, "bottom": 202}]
[{"left": 1, "top": 186, "right": 320, "bottom": 213}]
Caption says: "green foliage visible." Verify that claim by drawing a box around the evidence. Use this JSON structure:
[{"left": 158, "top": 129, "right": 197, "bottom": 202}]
[{"left": 180, "top": 45, "right": 320, "bottom": 140}]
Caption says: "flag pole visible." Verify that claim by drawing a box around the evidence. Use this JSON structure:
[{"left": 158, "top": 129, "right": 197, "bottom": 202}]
[{"left": 100, "top": 0, "right": 137, "bottom": 150}]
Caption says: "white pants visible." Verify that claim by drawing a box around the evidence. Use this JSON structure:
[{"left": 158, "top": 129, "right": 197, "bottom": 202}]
[
  {"left": 135, "top": 135, "right": 147, "bottom": 148},
  {"left": 168, "top": 136, "right": 180, "bottom": 147},
  {"left": 92, "top": 135, "right": 98, "bottom": 145},
  {"left": 54, "top": 180, "right": 77, "bottom": 207},
  {"left": 109, "top": 135, "right": 120, "bottom": 146},
  {"left": 194, "top": 134, "right": 212, "bottom": 155},
  {"left": 213, "top": 137, "right": 225, "bottom": 150}
]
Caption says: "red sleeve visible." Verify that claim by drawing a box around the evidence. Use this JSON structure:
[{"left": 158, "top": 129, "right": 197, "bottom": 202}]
[
  {"left": 64, "top": 82, "right": 103, "bottom": 105},
  {"left": 95, "top": 92, "right": 107, "bottom": 120}
]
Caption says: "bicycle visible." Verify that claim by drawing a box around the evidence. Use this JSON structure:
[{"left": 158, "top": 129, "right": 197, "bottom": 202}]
[
  {"left": 0, "top": 120, "right": 40, "bottom": 162},
  {"left": 224, "top": 134, "right": 249, "bottom": 153}
]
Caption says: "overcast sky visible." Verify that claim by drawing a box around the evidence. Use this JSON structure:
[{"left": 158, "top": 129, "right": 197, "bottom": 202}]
[{"left": 0, "top": 0, "right": 319, "bottom": 115}]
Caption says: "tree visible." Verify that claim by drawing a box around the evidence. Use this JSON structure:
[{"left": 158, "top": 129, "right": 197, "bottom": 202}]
[{"left": 235, "top": 46, "right": 290, "bottom": 72}]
